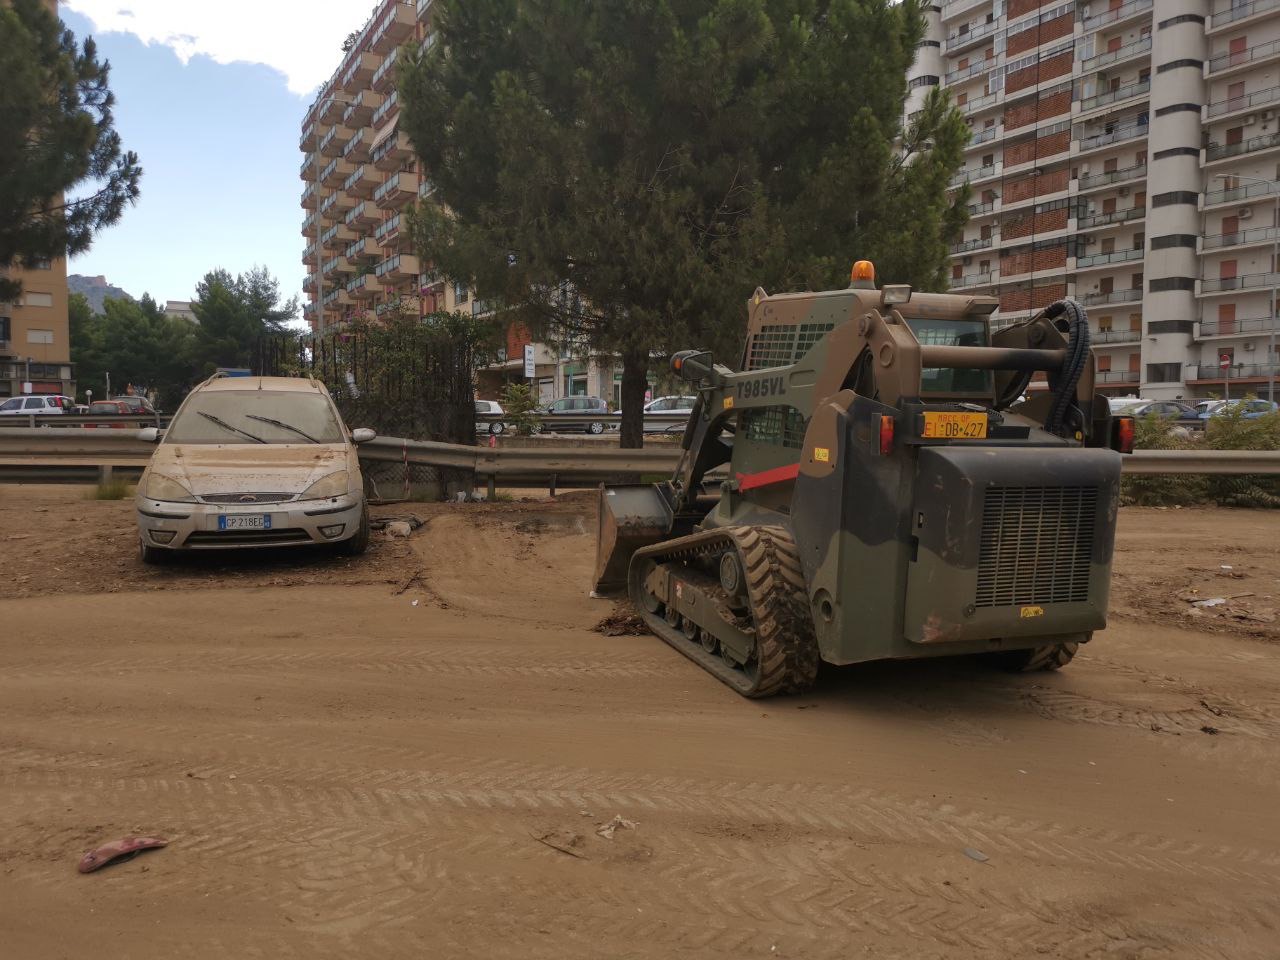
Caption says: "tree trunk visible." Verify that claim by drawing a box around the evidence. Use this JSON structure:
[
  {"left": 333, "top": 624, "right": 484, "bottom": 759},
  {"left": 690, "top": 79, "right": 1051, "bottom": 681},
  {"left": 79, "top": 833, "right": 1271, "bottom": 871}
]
[{"left": 618, "top": 350, "right": 649, "bottom": 449}]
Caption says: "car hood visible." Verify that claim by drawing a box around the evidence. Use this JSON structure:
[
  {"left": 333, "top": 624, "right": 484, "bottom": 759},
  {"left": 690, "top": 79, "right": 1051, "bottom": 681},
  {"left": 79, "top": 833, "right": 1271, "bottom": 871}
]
[{"left": 150, "top": 443, "right": 352, "bottom": 495}]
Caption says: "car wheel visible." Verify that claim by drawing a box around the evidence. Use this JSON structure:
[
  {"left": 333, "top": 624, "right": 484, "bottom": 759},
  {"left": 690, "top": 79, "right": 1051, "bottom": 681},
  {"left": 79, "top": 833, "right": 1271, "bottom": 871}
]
[
  {"left": 530, "top": 421, "right": 544, "bottom": 435},
  {"left": 490, "top": 421, "right": 505, "bottom": 436},
  {"left": 139, "top": 537, "right": 169, "bottom": 566},
  {"left": 337, "top": 506, "right": 370, "bottom": 556},
  {"left": 588, "top": 421, "right": 605, "bottom": 435}
]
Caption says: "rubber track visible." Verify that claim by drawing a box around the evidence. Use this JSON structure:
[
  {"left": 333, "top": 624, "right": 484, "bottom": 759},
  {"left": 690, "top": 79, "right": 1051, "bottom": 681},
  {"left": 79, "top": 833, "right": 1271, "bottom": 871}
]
[
  {"left": 629, "top": 525, "right": 819, "bottom": 698},
  {"left": 1012, "top": 641, "right": 1078, "bottom": 672}
]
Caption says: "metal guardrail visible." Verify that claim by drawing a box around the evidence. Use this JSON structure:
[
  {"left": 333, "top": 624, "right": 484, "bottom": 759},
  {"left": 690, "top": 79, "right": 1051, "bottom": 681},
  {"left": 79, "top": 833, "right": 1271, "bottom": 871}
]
[
  {"left": 2, "top": 429, "right": 1279, "bottom": 487},
  {"left": 0, "top": 413, "right": 165, "bottom": 429}
]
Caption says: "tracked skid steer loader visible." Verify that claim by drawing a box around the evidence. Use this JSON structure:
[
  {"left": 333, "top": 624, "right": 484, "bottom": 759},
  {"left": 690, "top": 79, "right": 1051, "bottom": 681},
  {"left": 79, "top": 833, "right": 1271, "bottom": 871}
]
[{"left": 594, "top": 261, "right": 1135, "bottom": 698}]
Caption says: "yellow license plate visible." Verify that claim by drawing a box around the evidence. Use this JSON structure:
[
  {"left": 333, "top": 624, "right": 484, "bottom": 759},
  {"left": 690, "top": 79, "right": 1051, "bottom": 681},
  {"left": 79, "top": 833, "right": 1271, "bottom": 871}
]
[{"left": 921, "top": 411, "right": 988, "bottom": 440}]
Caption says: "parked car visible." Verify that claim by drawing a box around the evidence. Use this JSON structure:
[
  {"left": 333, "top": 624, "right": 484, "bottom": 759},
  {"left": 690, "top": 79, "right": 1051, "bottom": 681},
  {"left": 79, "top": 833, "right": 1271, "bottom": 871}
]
[
  {"left": 1122, "top": 399, "right": 1201, "bottom": 426},
  {"left": 640, "top": 395, "right": 697, "bottom": 433},
  {"left": 475, "top": 399, "right": 506, "bottom": 436},
  {"left": 534, "top": 396, "right": 610, "bottom": 434},
  {"left": 112, "top": 395, "right": 158, "bottom": 416},
  {"left": 135, "top": 375, "right": 375, "bottom": 563},
  {"left": 1201, "top": 398, "right": 1279, "bottom": 421},
  {"left": 0, "top": 394, "right": 73, "bottom": 415},
  {"left": 87, "top": 399, "right": 132, "bottom": 427}
]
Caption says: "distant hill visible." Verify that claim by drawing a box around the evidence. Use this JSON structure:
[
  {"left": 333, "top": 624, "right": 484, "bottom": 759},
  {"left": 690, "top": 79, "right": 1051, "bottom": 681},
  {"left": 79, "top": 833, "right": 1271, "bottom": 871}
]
[{"left": 68, "top": 274, "right": 134, "bottom": 314}]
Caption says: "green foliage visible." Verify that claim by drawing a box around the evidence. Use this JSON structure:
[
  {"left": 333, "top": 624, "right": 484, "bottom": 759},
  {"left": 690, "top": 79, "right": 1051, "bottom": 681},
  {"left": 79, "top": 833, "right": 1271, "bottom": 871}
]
[
  {"left": 498, "top": 382, "right": 542, "bottom": 436},
  {"left": 89, "top": 478, "right": 130, "bottom": 500},
  {"left": 0, "top": 0, "right": 141, "bottom": 301},
  {"left": 189, "top": 266, "right": 298, "bottom": 377},
  {"left": 1120, "top": 405, "right": 1280, "bottom": 508},
  {"left": 399, "top": 0, "right": 968, "bottom": 446}
]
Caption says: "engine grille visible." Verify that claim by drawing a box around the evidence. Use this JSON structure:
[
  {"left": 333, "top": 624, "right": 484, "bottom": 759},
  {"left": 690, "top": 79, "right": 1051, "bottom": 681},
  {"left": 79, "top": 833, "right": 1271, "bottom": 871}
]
[
  {"left": 975, "top": 486, "right": 1098, "bottom": 608},
  {"left": 198, "top": 493, "right": 295, "bottom": 504},
  {"left": 186, "top": 528, "right": 311, "bottom": 547},
  {"left": 746, "top": 322, "right": 834, "bottom": 370}
]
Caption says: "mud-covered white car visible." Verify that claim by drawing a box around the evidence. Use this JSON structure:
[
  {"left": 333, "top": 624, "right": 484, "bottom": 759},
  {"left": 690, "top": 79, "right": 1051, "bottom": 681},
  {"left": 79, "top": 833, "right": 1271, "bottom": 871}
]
[{"left": 135, "top": 375, "right": 375, "bottom": 563}]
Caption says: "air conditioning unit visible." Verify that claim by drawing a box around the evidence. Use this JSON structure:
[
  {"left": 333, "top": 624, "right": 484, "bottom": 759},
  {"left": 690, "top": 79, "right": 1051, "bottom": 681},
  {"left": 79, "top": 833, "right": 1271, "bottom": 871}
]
[
  {"left": 1245, "top": 341, "right": 1256, "bottom": 351},
  {"left": 1239, "top": 207, "right": 1254, "bottom": 219},
  {"left": 1264, "top": 110, "right": 1275, "bottom": 121},
  {"left": 963, "top": 255, "right": 974, "bottom": 265},
  {"left": 1119, "top": 186, "right": 1129, "bottom": 196},
  {"left": 1245, "top": 114, "right": 1258, "bottom": 126},
  {"left": 1084, "top": 235, "right": 1097, "bottom": 244},
  {"left": 1080, "top": 162, "right": 1091, "bottom": 175}
]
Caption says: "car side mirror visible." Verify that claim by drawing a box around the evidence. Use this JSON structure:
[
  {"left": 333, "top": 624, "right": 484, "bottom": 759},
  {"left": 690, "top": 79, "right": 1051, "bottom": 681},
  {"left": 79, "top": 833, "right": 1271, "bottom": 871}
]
[
  {"left": 672, "top": 349, "right": 713, "bottom": 383},
  {"left": 137, "top": 427, "right": 162, "bottom": 443},
  {"left": 351, "top": 428, "right": 376, "bottom": 444}
]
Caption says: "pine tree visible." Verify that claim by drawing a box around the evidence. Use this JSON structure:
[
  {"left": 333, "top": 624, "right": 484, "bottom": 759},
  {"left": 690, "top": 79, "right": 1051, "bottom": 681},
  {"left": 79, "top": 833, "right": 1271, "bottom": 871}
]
[
  {"left": 0, "top": 0, "right": 141, "bottom": 301},
  {"left": 399, "top": 0, "right": 968, "bottom": 446}
]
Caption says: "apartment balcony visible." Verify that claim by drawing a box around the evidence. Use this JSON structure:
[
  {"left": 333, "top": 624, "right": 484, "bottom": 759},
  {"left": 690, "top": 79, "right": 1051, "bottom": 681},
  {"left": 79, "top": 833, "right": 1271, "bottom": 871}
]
[
  {"left": 1199, "top": 315, "right": 1280, "bottom": 338},
  {"left": 321, "top": 158, "right": 356, "bottom": 187},
  {"left": 1077, "top": 163, "right": 1146, "bottom": 193},
  {"left": 373, "top": 213, "right": 403, "bottom": 245},
  {"left": 1092, "top": 329, "right": 1143, "bottom": 345},
  {"left": 1075, "top": 121, "right": 1149, "bottom": 155},
  {"left": 1080, "top": 37, "right": 1151, "bottom": 75},
  {"left": 345, "top": 200, "right": 380, "bottom": 228},
  {"left": 960, "top": 90, "right": 1002, "bottom": 118},
  {"left": 1083, "top": 0, "right": 1152, "bottom": 32},
  {"left": 373, "top": 171, "right": 420, "bottom": 209},
  {"left": 417, "top": 0, "right": 434, "bottom": 17},
  {"left": 341, "top": 128, "right": 373, "bottom": 163},
  {"left": 1081, "top": 288, "right": 1143, "bottom": 307},
  {"left": 945, "top": 58, "right": 993, "bottom": 85},
  {"left": 322, "top": 255, "right": 354, "bottom": 278},
  {"left": 1208, "top": 37, "right": 1280, "bottom": 79},
  {"left": 319, "top": 96, "right": 345, "bottom": 124},
  {"left": 341, "top": 52, "right": 381, "bottom": 92},
  {"left": 950, "top": 271, "right": 995, "bottom": 289},
  {"left": 318, "top": 192, "right": 343, "bottom": 221},
  {"left": 944, "top": 18, "right": 996, "bottom": 55},
  {"left": 371, "top": 90, "right": 400, "bottom": 129},
  {"left": 343, "top": 164, "right": 380, "bottom": 199},
  {"left": 300, "top": 122, "right": 318, "bottom": 152},
  {"left": 302, "top": 273, "right": 316, "bottom": 292},
  {"left": 1204, "top": 179, "right": 1280, "bottom": 210},
  {"left": 375, "top": 254, "right": 421, "bottom": 281},
  {"left": 347, "top": 273, "right": 384, "bottom": 300},
  {"left": 941, "top": 0, "right": 989, "bottom": 23},
  {"left": 346, "top": 236, "right": 381, "bottom": 261},
  {"left": 300, "top": 155, "right": 317, "bottom": 179},
  {"left": 950, "top": 236, "right": 995, "bottom": 254},
  {"left": 1096, "top": 370, "right": 1141, "bottom": 385},
  {"left": 302, "top": 211, "right": 319, "bottom": 237},
  {"left": 320, "top": 224, "right": 356, "bottom": 251},
  {"left": 302, "top": 242, "right": 318, "bottom": 265},
  {"left": 371, "top": 2, "right": 415, "bottom": 55},
  {"left": 1078, "top": 80, "right": 1151, "bottom": 117},
  {"left": 418, "top": 178, "right": 438, "bottom": 202},
  {"left": 302, "top": 182, "right": 318, "bottom": 210},
  {"left": 372, "top": 129, "right": 413, "bottom": 171},
  {"left": 1188, "top": 362, "right": 1280, "bottom": 381},
  {"left": 1200, "top": 270, "right": 1280, "bottom": 295},
  {"left": 343, "top": 90, "right": 384, "bottom": 128},
  {"left": 967, "top": 199, "right": 997, "bottom": 216},
  {"left": 965, "top": 124, "right": 1001, "bottom": 151},
  {"left": 950, "top": 163, "right": 998, "bottom": 188},
  {"left": 1209, "top": 0, "right": 1280, "bottom": 33},
  {"left": 372, "top": 47, "right": 399, "bottom": 93},
  {"left": 1076, "top": 206, "right": 1146, "bottom": 232},
  {"left": 319, "top": 125, "right": 354, "bottom": 158},
  {"left": 1207, "top": 85, "right": 1280, "bottom": 121},
  {"left": 1202, "top": 224, "right": 1280, "bottom": 252}
]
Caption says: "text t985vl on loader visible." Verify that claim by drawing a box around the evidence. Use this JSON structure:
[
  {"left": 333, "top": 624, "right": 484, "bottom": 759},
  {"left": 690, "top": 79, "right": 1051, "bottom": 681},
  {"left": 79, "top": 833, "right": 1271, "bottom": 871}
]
[{"left": 594, "top": 261, "right": 1135, "bottom": 698}]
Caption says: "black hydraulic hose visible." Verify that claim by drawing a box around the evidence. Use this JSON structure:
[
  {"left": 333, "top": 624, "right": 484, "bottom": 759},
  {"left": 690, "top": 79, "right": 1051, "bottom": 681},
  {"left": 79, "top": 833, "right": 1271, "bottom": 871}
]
[{"left": 1042, "top": 297, "right": 1090, "bottom": 436}]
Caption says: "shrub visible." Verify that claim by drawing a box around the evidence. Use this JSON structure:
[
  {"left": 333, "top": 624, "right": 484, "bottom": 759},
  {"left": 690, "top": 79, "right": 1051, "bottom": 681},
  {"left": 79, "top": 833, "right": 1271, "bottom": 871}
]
[{"left": 499, "top": 382, "right": 543, "bottom": 436}]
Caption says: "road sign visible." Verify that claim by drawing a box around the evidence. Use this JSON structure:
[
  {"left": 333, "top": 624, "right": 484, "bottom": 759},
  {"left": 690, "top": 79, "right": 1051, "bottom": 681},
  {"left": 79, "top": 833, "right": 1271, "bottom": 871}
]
[
  {"left": 1220, "top": 354, "right": 1231, "bottom": 370},
  {"left": 523, "top": 344, "right": 536, "bottom": 379},
  {"left": 21, "top": 382, "right": 32, "bottom": 394}
]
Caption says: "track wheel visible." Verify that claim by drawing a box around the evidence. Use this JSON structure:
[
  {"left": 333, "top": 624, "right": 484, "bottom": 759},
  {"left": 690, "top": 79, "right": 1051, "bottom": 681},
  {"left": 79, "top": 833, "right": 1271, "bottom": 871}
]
[{"left": 991, "top": 640, "right": 1080, "bottom": 673}]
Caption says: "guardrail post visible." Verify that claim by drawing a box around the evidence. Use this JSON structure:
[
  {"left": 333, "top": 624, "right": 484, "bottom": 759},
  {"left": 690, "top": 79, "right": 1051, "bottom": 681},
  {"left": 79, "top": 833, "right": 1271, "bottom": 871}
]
[
  {"left": 487, "top": 474, "right": 496, "bottom": 500},
  {"left": 549, "top": 473, "right": 557, "bottom": 498},
  {"left": 98, "top": 464, "right": 114, "bottom": 485}
]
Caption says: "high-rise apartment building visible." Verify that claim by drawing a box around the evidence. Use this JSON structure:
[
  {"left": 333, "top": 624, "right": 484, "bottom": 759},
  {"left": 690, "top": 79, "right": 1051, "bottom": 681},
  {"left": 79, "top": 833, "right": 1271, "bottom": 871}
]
[
  {"left": 1, "top": 0, "right": 75, "bottom": 400},
  {"left": 300, "top": 0, "right": 477, "bottom": 336},
  {"left": 914, "top": 0, "right": 1280, "bottom": 401}
]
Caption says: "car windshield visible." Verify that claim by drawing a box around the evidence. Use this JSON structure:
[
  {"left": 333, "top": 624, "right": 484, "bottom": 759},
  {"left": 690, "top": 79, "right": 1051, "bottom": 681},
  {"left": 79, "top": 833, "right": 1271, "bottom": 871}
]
[{"left": 165, "top": 390, "right": 345, "bottom": 444}]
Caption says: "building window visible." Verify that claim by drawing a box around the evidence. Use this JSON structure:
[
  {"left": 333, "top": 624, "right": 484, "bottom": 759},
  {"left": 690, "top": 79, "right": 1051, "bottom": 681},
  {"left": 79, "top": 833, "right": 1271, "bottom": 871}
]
[
  {"left": 1146, "top": 362, "right": 1182, "bottom": 383},
  {"left": 25, "top": 257, "right": 52, "bottom": 270},
  {"left": 22, "top": 291, "right": 53, "bottom": 308},
  {"left": 0, "top": 316, "right": 9, "bottom": 342},
  {"left": 909, "top": 75, "right": 939, "bottom": 89},
  {"left": 26, "top": 329, "right": 54, "bottom": 345},
  {"left": 453, "top": 282, "right": 468, "bottom": 303}
]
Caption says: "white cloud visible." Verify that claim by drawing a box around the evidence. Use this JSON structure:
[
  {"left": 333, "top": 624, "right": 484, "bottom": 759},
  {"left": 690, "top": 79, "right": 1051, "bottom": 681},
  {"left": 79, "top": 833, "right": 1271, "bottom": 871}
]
[{"left": 62, "top": 0, "right": 382, "bottom": 95}]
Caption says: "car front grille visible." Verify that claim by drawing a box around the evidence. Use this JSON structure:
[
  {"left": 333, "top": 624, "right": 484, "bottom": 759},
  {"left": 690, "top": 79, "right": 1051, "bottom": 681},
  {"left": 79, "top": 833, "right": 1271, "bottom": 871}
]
[
  {"left": 975, "top": 486, "right": 1098, "bottom": 608},
  {"left": 185, "top": 528, "right": 312, "bottom": 547},
  {"left": 198, "top": 493, "right": 296, "bottom": 504}
]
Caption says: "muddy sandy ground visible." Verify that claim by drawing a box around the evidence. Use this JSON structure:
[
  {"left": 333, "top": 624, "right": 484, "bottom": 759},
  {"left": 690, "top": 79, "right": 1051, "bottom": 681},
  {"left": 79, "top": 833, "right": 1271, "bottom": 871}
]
[{"left": 0, "top": 487, "right": 1277, "bottom": 958}]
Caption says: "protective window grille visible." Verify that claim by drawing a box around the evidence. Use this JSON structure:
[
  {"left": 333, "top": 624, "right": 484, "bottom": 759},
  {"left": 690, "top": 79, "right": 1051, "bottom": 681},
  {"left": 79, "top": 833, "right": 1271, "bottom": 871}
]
[
  {"left": 743, "top": 406, "right": 807, "bottom": 449},
  {"left": 746, "top": 322, "right": 834, "bottom": 370},
  {"left": 975, "top": 486, "right": 1098, "bottom": 608}
]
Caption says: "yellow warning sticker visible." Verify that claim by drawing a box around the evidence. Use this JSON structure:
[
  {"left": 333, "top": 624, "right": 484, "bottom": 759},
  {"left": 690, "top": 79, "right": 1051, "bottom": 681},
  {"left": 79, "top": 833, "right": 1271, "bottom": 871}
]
[
  {"left": 813, "top": 447, "right": 830, "bottom": 463},
  {"left": 723, "top": 397, "right": 734, "bottom": 409},
  {"left": 1020, "top": 606, "right": 1045, "bottom": 619}
]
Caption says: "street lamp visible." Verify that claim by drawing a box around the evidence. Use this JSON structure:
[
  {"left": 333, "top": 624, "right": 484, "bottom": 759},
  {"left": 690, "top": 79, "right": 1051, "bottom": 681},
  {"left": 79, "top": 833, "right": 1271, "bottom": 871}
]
[
  {"left": 310, "top": 94, "right": 357, "bottom": 334},
  {"left": 1214, "top": 173, "right": 1277, "bottom": 404}
]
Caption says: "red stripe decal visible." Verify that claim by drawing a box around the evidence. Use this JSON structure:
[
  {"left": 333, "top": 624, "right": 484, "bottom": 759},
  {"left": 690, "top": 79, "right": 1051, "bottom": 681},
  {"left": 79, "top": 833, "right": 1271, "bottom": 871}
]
[{"left": 736, "top": 463, "right": 800, "bottom": 491}]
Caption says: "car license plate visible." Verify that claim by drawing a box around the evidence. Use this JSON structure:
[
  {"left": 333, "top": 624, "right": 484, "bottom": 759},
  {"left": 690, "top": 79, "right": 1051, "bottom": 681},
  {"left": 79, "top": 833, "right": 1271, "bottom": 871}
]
[
  {"left": 921, "top": 411, "right": 987, "bottom": 440},
  {"left": 219, "top": 514, "right": 271, "bottom": 531}
]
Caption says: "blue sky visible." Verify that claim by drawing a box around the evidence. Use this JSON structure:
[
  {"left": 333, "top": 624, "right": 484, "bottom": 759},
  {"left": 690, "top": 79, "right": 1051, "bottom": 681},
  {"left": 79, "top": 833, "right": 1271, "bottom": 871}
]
[{"left": 61, "top": 1, "right": 369, "bottom": 323}]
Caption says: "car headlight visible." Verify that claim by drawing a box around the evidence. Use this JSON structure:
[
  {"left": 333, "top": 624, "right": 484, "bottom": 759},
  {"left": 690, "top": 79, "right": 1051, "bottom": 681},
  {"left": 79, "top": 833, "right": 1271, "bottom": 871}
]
[
  {"left": 145, "top": 472, "right": 195, "bottom": 502},
  {"left": 301, "top": 470, "right": 350, "bottom": 500}
]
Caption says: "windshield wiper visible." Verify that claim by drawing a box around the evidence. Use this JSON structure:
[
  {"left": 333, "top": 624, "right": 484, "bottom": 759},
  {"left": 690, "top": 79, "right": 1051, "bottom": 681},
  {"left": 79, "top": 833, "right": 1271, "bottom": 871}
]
[
  {"left": 245, "top": 414, "right": 320, "bottom": 443},
  {"left": 198, "top": 410, "right": 267, "bottom": 444}
]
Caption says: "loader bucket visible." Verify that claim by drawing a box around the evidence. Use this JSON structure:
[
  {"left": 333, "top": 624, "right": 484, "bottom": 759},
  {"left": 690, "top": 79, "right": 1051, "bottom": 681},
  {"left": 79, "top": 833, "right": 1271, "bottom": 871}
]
[{"left": 593, "top": 483, "right": 675, "bottom": 596}]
